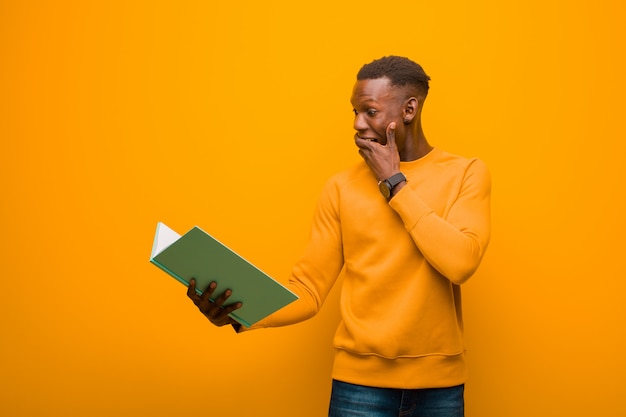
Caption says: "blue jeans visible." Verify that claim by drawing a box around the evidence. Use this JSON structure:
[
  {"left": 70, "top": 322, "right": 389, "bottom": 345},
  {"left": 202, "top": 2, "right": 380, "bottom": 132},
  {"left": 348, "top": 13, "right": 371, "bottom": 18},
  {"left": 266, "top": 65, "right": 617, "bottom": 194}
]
[{"left": 328, "top": 380, "right": 464, "bottom": 417}]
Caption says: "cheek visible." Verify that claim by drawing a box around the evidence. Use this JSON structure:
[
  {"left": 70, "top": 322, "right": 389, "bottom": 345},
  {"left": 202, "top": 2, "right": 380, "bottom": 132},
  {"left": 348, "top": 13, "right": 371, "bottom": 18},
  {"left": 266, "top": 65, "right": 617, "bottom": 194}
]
[
  {"left": 372, "top": 120, "right": 389, "bottom": 138},
  {"left": 394, "top": 127, "right": 410, "bottom": 149},
  {"left": 375, "top": 117, "right": 398, "bottom": 143}
]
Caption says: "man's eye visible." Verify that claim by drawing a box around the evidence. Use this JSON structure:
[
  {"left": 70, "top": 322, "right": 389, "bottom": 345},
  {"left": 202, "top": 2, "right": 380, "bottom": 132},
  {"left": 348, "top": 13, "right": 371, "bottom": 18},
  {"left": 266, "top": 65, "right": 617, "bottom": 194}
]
[
  {"left": 367, "top": 109, "right": 378, "bottom": 116},
  {"left": 352, "top": 109, "right": 358, "bottom": 116}
]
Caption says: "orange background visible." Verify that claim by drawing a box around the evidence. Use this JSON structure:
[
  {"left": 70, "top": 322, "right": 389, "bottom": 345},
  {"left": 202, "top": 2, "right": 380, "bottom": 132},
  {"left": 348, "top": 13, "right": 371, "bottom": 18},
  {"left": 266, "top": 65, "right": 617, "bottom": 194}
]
[{"left": 1, "top": 1, "right": 625, "bottom": 416}]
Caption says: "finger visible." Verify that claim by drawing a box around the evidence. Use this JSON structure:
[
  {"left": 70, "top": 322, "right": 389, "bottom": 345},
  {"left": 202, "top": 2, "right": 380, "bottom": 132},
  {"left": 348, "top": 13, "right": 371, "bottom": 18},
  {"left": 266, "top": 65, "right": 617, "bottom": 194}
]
[
  {"left": 386, "top": 122, "right": 396, "bottom": 147},
  {"left": 354, "top": 134, "right": 369, "bottom": 149},
  {"left": 205, "top": 289, "right": 238, "bottom": 321},
  {"left": 199, "top": 281, "right": 217, "bottom": 302},
  {"left": 212, "top": 288, "right": 234, "bottom": 308},
  {"left": 208, "top": 302, "right": 242, "bottom": 326},
  {"left": 199, "top": 289, "right": 225, "bottom": 317},
  {"left": 216, "top": 301, "right": 243, "bottom": 318},
  {"left": 354, "top": 133, "right": 379, "bottom": 149},
  {"left": 187, "top": 278, "right": 197, "bottom": 299}
]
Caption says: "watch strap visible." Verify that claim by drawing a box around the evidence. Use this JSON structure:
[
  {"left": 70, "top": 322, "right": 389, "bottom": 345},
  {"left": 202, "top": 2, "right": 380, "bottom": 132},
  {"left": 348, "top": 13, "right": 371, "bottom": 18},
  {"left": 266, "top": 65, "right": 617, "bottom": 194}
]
[{"left": 385, "top": 172, "right": 406, "bottom": 189}]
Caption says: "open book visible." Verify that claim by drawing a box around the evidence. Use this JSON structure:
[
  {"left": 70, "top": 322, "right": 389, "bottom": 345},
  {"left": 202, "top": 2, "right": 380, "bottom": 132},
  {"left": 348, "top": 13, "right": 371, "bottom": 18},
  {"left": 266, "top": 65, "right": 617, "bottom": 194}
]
[{"left": 150, "top": 222, "right": 298, "bottom": 327}]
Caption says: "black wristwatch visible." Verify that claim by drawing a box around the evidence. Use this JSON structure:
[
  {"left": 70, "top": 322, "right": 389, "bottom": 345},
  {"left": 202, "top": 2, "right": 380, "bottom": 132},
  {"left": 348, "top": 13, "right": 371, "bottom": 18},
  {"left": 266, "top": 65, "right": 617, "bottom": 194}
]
[{"left": 378, "top": 172, "right": 407, "bottom": 200}]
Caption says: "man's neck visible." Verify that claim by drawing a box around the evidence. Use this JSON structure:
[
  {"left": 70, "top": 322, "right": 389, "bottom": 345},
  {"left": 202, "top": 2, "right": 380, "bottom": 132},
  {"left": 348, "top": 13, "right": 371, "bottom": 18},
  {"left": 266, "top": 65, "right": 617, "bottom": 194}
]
[{"left": 399, "top": 125, "right": 433, "bottom": 162}]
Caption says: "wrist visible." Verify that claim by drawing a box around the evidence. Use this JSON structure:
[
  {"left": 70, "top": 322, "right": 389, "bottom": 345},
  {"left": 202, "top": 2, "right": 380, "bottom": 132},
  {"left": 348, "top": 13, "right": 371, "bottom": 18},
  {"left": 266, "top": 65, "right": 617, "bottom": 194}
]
[
  {"left": 389, "top": 180, "right": 407, "bottom": 199},
  {"left": 378, "top": 172, "right": 407, "bottom": 200}
]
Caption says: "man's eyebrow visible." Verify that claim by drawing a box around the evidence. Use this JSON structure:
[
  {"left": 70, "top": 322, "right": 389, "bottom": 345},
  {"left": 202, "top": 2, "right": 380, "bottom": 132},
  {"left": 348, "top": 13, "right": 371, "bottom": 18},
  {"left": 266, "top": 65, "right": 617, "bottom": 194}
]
[{"left": 351, "top": 98, "right": 378, "bottom": 105}]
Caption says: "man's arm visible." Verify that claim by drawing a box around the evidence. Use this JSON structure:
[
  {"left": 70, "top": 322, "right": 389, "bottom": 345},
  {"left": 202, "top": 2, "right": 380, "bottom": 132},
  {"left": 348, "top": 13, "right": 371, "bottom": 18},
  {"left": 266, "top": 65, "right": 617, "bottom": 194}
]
[
  {"left": 390, "top": 159, "right": 491, "bottom": 284},
  {"left": 187, "top": 179, "right": 345, "bottom": 331},
  {"left": 245, "top": 178, "right": 345, "bottom": 329},
  {"left": 356, "top": 122, "right": 491, "bottom": 284}
]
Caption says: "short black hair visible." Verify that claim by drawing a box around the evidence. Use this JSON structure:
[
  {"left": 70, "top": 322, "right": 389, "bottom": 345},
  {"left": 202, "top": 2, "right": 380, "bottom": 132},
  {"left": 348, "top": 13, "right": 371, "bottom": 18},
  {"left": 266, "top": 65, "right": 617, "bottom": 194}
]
[{"left": 357, "top": 56, "right": 430, "bottom": 97}]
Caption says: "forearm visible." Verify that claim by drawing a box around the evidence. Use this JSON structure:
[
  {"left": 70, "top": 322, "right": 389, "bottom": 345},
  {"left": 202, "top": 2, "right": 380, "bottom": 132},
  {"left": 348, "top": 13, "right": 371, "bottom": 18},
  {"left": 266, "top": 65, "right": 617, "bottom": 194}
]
[
  {"left": 241, "top": 260, "right": 342, "bottom": 331},
  {"left": 243, "top": 180, "right": 345, "bottom": 330},
  {"left": 397, "top": 198, "right": 488, "bottom": 284},
  {"left": 390, "top": 165, "right": 491, "bottom": 284},
  {"left": 245, "top": 277, "right": 323, "bottom": 329}
]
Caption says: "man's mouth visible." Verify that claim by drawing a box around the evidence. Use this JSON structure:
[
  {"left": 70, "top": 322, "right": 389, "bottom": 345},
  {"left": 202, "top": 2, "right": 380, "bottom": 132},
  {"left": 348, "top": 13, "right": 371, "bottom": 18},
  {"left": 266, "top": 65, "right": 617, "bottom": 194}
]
[{"left": 358, "top": 136, "right": 379, "bottom": 143}]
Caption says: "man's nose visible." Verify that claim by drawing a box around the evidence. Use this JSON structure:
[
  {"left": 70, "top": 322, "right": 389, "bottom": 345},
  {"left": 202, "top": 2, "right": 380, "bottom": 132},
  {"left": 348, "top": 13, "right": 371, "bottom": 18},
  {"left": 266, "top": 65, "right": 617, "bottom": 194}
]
[{"left": 353, "top": 113, "right": 367, "bottom": 132}]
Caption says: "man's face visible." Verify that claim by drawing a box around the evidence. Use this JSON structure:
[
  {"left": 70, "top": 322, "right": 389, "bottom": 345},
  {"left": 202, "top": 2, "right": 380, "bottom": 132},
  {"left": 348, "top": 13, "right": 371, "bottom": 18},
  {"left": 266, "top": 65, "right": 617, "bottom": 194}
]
[{"left": 350, "top": 77, "right": 405, "bottom": 146}]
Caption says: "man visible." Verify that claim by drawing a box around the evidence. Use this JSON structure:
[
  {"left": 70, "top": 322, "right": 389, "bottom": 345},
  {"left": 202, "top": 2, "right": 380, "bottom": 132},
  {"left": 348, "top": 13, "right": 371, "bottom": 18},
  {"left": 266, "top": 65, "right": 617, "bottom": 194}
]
[{"left": 187, "top": 56, "right": 491, "bottom": 417}]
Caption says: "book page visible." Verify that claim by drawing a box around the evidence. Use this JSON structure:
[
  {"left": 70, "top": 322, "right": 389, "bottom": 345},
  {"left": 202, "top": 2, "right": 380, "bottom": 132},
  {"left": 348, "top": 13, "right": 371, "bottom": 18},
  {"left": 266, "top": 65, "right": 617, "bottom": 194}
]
[{"left": 150, "top": 222, "right": 181, "bottom": 259}]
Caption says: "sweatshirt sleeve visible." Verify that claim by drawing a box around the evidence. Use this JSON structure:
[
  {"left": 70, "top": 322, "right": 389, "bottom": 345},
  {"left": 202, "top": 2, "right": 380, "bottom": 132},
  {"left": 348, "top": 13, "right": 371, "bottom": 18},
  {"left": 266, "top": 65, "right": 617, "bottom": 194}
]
[
  {"left": 389, "top": 158, "right": 491, "bottom": 285},
  {"left": 243, "top": 179, "right": 345, "bottom": 331}
]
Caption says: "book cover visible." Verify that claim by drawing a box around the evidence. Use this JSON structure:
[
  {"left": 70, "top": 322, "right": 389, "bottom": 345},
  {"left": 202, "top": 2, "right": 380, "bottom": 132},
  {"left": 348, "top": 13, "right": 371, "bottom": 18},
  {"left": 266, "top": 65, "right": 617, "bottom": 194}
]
[{"left": 150, "top": 222, "right": 298, "bottom": 327}]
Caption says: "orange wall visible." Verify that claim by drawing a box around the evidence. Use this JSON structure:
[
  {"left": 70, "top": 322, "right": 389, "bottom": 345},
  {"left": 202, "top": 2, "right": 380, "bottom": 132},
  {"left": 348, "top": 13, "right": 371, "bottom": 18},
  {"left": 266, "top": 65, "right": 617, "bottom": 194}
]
[{"left": 1, "top": 1, "right": 625, "bottom": 416}]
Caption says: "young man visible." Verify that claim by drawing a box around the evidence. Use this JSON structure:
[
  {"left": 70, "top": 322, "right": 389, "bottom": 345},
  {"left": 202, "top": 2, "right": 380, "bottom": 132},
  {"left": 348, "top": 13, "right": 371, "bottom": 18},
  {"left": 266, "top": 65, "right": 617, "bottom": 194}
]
[{"left": 187, "top": 56, "right": 491, "bottom": 417}]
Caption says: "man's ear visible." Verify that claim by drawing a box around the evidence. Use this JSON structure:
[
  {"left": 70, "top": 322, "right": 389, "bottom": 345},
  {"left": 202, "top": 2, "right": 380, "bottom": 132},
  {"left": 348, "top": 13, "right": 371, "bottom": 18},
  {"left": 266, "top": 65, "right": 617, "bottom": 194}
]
[{"left": 402, "top": 97, "right": 419, "bottom": 124}]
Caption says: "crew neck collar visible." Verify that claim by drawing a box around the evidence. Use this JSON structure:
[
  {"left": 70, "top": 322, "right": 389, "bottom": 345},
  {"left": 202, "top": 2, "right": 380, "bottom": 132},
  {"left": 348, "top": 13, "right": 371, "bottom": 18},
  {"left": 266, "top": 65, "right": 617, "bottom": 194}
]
[{"left": 400, "top": 147, "right": 439, "bottom": 169}]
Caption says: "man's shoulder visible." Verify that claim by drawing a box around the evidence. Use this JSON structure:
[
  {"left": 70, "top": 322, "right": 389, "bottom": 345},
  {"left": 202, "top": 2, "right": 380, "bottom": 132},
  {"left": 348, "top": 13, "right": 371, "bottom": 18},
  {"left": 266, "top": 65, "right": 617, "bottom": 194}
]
[
  {"left": 431, "top": 148, "right": 489, "bottom": 175},
  {"left": 316, "top": 162, "right": 373, "bottom": 200},
  {"left": 327, "top": 161, "right": 372, "bottom": 185},
  {"left": 433, "top": 148, "right": 482, "bottom": 164}
]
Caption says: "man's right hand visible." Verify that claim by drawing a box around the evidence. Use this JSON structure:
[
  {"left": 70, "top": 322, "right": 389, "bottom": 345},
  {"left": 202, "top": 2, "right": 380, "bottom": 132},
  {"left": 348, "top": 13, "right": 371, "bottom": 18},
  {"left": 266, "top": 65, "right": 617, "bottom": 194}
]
[{"left": 187, "top": 279, "right": 242, "bottom": 327}]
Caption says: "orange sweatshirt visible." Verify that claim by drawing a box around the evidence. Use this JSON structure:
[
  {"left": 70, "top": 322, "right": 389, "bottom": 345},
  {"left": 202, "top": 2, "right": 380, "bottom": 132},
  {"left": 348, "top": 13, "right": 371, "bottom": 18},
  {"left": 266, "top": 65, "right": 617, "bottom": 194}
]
[{"left": 246, "top": 147, "right": 491, "bottom": 389}]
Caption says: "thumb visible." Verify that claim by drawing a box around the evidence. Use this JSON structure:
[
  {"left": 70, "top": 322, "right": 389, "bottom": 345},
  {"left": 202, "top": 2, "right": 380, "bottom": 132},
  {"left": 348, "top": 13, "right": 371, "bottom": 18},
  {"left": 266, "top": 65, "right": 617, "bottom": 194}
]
[{"left": 386, "top": 122, "right": 396, "bottom": 147}]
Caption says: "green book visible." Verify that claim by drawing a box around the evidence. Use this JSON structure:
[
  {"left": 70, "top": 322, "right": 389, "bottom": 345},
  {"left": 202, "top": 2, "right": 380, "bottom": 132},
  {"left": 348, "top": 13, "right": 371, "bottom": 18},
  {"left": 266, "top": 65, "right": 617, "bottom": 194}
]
[{"left": 150, "top": 222, "right": 298, "bottom": 327}]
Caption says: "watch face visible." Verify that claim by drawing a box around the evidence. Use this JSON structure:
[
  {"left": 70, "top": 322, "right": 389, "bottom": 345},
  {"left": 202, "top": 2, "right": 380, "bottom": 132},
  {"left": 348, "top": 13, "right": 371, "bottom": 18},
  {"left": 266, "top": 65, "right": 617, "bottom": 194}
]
[{"left": 379, "top": 181, "right": 391, "bottom": 199}]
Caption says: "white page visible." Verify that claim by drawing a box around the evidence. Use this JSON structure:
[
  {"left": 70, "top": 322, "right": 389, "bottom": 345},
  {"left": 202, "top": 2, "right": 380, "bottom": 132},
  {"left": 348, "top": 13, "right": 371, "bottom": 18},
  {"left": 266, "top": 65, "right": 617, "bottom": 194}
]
[{"left": 150, "top": 222, "right": 182, "bottom": 259}]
